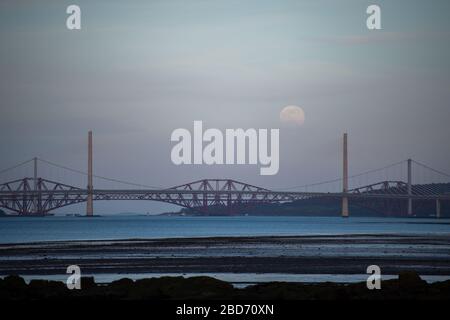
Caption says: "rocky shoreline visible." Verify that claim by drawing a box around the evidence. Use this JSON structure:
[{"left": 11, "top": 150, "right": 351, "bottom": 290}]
[{"left": 1, "top": 271, "right": 450, "bottom": 300}]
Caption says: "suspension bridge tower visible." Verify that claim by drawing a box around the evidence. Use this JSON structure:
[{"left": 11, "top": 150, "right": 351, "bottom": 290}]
[
  {"left": 86, "top": 131, "right": 93, "bottom": 217},
  {"left": 341, "top": 133, "right": 349, "bottom": 218},
  {"left": 407, "top": 158, "right": 412, "bottom": 216}
]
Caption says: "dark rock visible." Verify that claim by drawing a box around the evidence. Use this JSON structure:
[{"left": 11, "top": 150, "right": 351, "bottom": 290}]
[
  {"left": 81, "top": 276, "right": 96, "bottom": 289},
  {"left": 398, "top": 271, "right": 427, "bottom": 291},
  {"left": 110, "top": 278, "right": 134, "bottom": 288},
  {"left": 1, "top": 274, "right": 449, "bottom": 300},
  {"left": 2, "top": 275, "right": 27, "bottom": 289},
  {"left": 29, "top": 279, "right": 68, "bottom": 299}
]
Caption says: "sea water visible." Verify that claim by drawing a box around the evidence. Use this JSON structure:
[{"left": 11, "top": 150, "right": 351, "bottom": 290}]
[{"left": 0, "top": 215, "right": 449, "bottom": 244}]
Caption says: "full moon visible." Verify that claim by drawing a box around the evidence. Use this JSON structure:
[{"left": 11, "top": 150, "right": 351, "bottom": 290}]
[{"left": 280, "top": 105, "right": 305, "bottom": 126}]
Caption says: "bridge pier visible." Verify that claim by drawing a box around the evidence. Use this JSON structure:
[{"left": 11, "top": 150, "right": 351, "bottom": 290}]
[
  {"left": 342, "top": 197, "right": 349, "bottom": 218},
  {"left": 341, "top": 133, "right": 349, "bottom": 218},
  {"left": 436, "top": 199, "right": 441, "bottom": 219}
]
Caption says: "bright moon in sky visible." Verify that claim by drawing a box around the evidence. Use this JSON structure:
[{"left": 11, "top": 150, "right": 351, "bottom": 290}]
[{"left": 280, "top": 105, "right": 305, "bottom": 126}]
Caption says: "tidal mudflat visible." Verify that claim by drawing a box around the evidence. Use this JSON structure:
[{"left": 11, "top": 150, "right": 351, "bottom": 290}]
[{"left": 1, "top": 234, "right": 449, "bottom": 278}]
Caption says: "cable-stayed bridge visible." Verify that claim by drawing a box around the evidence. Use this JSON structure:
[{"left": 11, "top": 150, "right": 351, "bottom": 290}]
[{"left": 0, "top": 133, "right": 449, "bottom": 217}]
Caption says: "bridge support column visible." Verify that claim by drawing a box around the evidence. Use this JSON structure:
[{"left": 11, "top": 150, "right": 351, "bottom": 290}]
[
  {"left": 86, "top": 131, "right": 93, "bottom": 217},
  {"left": 436, "top": 199, "right": 441, "bottom": 219},
  {"left": 407, "top": 158, "right": 412, "bottom": 216},
  {"left": 342, "top": 197, "right": 349, "bottom": 218},
  {"left": 341, "top": 133, "right": 349, "bottom": 218},
  {"left": 33, "top": 157, "right": 38, "bottom": 215}
]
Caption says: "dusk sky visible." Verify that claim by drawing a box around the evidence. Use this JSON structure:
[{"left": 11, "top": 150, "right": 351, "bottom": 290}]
[{"left": 1, "top": 0, "right": 449, "bottom": 214}]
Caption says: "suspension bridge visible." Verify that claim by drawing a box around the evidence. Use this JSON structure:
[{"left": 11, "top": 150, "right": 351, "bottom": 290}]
[{"left": 0, "top": 132, "right": 449, "bottom": 217}]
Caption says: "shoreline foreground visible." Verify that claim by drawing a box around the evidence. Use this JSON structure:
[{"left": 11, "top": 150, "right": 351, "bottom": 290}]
[
  {"left": 0, "top": 234, "right": 449, "bottom": 276},
  {"left": 1, "top": 272, "right": 450, "bottom": 300},
  {"left": 1, "top": 234, "right": 450, "bottom": 300}
]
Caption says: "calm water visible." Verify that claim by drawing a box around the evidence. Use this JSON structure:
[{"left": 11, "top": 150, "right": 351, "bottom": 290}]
[{"left": 0, "top": 215, "right": 449, "bottom": 244}]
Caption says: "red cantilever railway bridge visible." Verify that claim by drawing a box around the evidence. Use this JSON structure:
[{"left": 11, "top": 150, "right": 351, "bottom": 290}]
[
  {"left": 1, "top": 133, "right": 449, "bottom": 217},
  {"left": 0, "top": 177, "right": 449, "bottom": 217}
]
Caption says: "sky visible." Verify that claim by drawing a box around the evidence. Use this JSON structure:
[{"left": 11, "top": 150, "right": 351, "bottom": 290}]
[{"left": 1, "top": 0, "right": 450, "bottom": 214}]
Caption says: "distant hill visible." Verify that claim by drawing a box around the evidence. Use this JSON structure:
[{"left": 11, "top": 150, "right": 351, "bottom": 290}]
[{"left": 160, "top": 183, "right": 450, "bottom": 218}]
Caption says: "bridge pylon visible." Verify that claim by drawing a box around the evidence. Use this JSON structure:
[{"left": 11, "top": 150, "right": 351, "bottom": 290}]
[
  {"left": 341, "top": 133, "right": 349, "bottom": 218},
  {"left": 86, "top": 131, "right": 93, "bottom": 217},
  {"left": 407, "top": 158, "right": 413, "bottom": 216},
  {"left": 33, "top": 157, "right": 40, "bottom": 215}
]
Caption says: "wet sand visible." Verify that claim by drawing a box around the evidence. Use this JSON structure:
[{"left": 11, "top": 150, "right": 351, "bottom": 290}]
[{"left": 0, "top": 234, "right": 449, "bottom": 276}]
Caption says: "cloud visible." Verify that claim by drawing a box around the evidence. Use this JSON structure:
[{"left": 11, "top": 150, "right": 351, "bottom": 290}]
[{"left": 317, "top": 31, "right": 450, "bottom": 45}]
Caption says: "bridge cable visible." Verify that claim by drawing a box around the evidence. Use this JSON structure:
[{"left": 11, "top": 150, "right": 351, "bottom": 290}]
[
  {"left": 273, "top": 160, "right": 406, "bottom": 191},
  {"left": 0, "top": 158, "right": 34, "bottom": 175},
  {"left": 412, "top": 160, "right": 450, "bottom": 179},
  {"left": 37, "top": 158, "right": 163, "bottom": 189}
]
